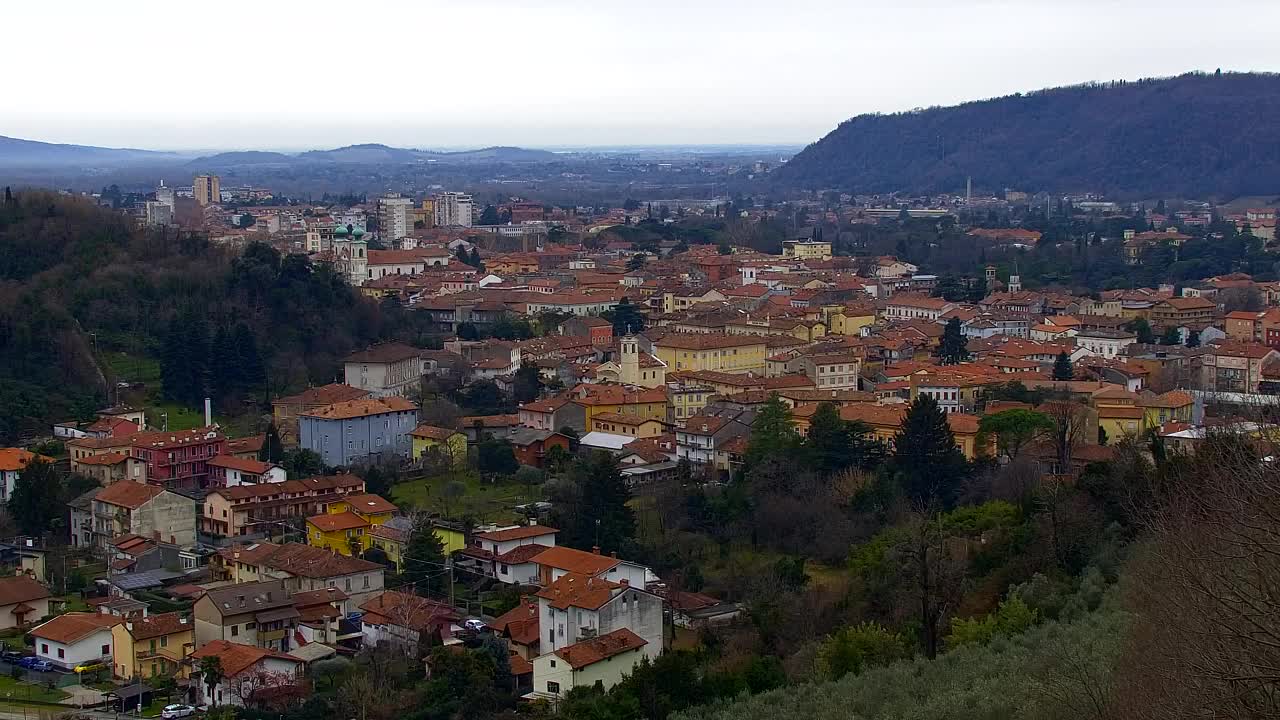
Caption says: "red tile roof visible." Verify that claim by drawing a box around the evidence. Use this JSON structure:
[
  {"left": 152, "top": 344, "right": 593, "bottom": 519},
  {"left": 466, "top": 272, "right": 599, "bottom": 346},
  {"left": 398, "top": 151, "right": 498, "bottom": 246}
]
[
  {"left": 554, "top": 628, "right": 647, "bottom": 669},
  {"left": 189, "top": 640, "right": 300, "bottom": 677},
  {"left": 95, "top": 481, "right": 164, "bottom": 510}
]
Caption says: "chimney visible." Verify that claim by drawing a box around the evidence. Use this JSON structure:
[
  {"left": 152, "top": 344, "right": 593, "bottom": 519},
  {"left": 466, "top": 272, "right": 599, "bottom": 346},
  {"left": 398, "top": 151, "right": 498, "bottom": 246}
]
[
  {"left": 592, "top": 546, "right": 600, "bottom": 555},
  {"left": 610, "top": 550, "right": 617, "bottom": 559},
  {"left": 204, "top": 398, "right": 212, "bottom": 427},
  {"left": 179, "top": 618, "right": 188, "bottom": 624},
  {"left": 619, "top": 579, "right": 629, "bottom": 587},
  {"left": 528, "top": 603, "right": 536, "bottom": 617},
  {"left": 126, "top": 621, "right": 133, "bottom": 632}
]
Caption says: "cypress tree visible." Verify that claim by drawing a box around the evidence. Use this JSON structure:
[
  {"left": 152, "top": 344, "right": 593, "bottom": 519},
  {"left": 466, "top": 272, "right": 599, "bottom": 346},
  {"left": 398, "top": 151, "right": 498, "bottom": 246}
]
[
  {"left": 892, "top": 395, "right": 969, "bottom": 508},
  {"left": 1052, "top": 351, "right": 1074, "bottom": 381},
  {"left": 935, "top": 317, "right": 970, "bottom": 365}
]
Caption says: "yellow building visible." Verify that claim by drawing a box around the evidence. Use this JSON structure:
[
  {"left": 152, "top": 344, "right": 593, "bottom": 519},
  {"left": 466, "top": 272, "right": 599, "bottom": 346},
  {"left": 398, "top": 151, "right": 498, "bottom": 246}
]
[
  {"left": 111, "top": 612, "right": 194, "bottom": 681},
  {"left": 570, "top": 384, "right": 669, "bottom": 427},
  {"left": 1091, "top": 385, "right": 1145, "bottom": 440},
  {"left": 306, "top": 493, "right": 398, "bottom": 556},
  {"left": 590, "top": 413, "right": 667, "bottom": 438},
  {"left": 651, "top": 333, "right": 768, "bottom": 374},
  {"left": 782, "top": 239, "right": 833, "bottom": 261},
  {"left": 1140, "top": 390, "right": 1194, "bottom": 428},
  {"left": 368, "top": 519, "right": 466, "bottom": 571},
  {"left": 825, "top": 304, "right": 877, "bottom": 336},
  {"left": 410, "top": 425, "right": 468, "bottom": 466}
]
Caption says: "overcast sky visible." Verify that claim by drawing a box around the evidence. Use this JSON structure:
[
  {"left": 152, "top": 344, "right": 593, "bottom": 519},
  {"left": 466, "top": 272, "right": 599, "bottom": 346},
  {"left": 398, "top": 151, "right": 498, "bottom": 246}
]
[{"left": 7, "top": 0, "right": 1279, "bottom": 151}]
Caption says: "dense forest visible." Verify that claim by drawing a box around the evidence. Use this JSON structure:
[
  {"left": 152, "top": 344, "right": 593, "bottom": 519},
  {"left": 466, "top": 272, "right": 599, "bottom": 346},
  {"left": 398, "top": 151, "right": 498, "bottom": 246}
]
[
  {"left": 0, "top": 191, "right": 420, "bottom": 442},
  {"left": 775, "top": 72, "right": 1280, "bottom": 198}
]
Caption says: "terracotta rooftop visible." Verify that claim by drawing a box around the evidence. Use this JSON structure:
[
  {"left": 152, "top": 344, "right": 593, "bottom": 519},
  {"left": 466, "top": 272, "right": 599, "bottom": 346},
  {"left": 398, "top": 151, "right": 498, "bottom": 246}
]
[
  {"left": 301, "top": 396, "right": 417, "bottom": 420},
  {"left": 0, "top": 575, "right": 51, "bottom": 607},
  {"left": 529, "top": 546, "right": 620, "bottom": 576},
  {"left": 189, "top": 640, "right": 300, "bottom": 677},
  {"left": 95, "top": 481, "right": 164, "bottom": 510},
  {"left": 32, "top": 612, "right": 120, "bottom": 644},
  {"left": 409, "top": 424, "right": 461, "bottom": 441},
  {"left": 274, "top": 384, "right": 370, "bottom": 407},
  {"left": 554, "top": 628, "right": 647, "bottom": 669},
  {"left": 307, "top": 511, "right": 368, "bottom": 533},
  {"left": 208, "top": 455, "right": 276, "bottom": 474},
  {"left": 475, "top": 525, "right": 558, "bottom": 543},
  {"left": 344, "top": 343, "right": 421, "bottom": 364},
  {"left": 123, "top": 612, "right": 191, "bottom": 641}
]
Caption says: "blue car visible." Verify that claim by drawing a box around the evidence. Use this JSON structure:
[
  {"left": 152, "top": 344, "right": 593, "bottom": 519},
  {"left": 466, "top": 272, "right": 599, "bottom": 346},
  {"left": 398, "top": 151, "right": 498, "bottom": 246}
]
[{"left": 16, "top": 656, "right": 37, "bottom": 669}]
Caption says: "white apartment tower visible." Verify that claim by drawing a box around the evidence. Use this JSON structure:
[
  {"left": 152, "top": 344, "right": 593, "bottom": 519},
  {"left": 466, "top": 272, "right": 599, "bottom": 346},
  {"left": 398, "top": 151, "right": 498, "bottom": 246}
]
[
  {"left": 434, "top": 192, "right": 474, "bottom": 228},
  {"left": 377, "top": 194, "right": 414, "bottom": 241}
]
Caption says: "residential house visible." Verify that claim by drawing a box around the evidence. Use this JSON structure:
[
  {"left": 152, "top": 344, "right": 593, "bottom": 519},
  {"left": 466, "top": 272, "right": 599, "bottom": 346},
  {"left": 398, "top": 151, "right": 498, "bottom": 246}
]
[
  {"left": 1150, "top": 297, "right": 1216, "bottom": 329},
  {"left": 535, "top": 572, "right": 662, "bottom": 659},
  {"left": 568, "top": 385, "right": 668, "bottom": 427},
  {"left": 461, "top": 414, "right": 522, "bottom": 442},
  {"left": 359, "top": 591, "right": 461, "bottom": 652},
  {"left": 796, "top": 353, "right": 861, "bottom": 390},
  {"left": 1091, "top": 385, "right": 1146, "bottom": 440},
  {"left": 559, "top": 316, "right": 614, "bottom": 346},
  {"left": 518, "top": 396, "right": 587, "bottom": 433},
  {"left": 506, "top": 428, "right": 573, "bottom": 468},
  {"left": 200, "top": 474, "right": 365, "bottom": 539},
  {"left": 675, "top": 412, "right": 751, "bottom": 471},
  {"left": 530, "top": 628, "right": 649, "bottom": 699},
  {"left": 0, "top": 449, "right": 53, "bottom": 502},
  {"left": 0, "top": 575, "right": 51, "bottom": 630},
  {"left": 83, "top": 481, "right": 197, "bottom": 550},
  {"left": 188, "top": 640, "right": 304, "bottom": 708},
  {"left": 589, "top": 414, "right": 666, "bottom": 439},
  {"left": 882, "top": 294, "right": 956, "bottom": 321},
  {"left": 272, "top": 385, "right": 372, "bottom": 446},
  {"left": 491, "top": 599, "right": 541, "bottom": 660},
  {"left": 213, "top": 542, "right": 385, "bottom": 606},
  {"left": 193, "top": 580, "right": 298, "bottom": 651},
  {"left": 529, "top": 545, "right": 649, "bottom": 588},
  {"left": 207, "top": 456, "right": 286, "bottom": 487},
  {"left": 369, "top": 517, "right": 466, "bottom": 572},
  {"left": 457, "top": 524, "right": 558, "bottom": 584},
  {"left": 343, "top": 344, "right": 423, "bottom": 398},
  {"left": 299, "top": 397, "right": 418, "bottom": 467},
  {"left": 306, "top": 493, "right": 398, "bottom": 557},
  {"left": 111, "top": 612, "right": 194, "bottom": 681},
  {"left": 225, "top": 435, "right": 266, "bottom": 460},
  {"left": 1199, "top": 342, "right": 1280, "bottom": 394},
  {"left": 409, "top": 425, "right": 468, "bottom": 466},
  {"left": 290, "top": 587, "right": 354, "bottom": 646},
  {"left": 128, "top": 427, "right": 227, "bottom": 488},
  {"left": 1140, "top": 390, "right": 1195, "bottom": 429},
  {"left": 30, "top": 612, "right": 120, "bottom": 671},
  {"left": 74, "top": 452, "right": 148, "bottom": 486}
]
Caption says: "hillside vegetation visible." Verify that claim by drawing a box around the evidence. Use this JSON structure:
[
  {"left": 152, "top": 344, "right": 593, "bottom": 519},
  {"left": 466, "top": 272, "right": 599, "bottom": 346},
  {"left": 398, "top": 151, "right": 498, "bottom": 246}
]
[
  {"left": 775, "top": 72, "right": 1280, "bottom": 198},
  {"left": 0, "top": 191, "right": 416, "bottom": 442}
]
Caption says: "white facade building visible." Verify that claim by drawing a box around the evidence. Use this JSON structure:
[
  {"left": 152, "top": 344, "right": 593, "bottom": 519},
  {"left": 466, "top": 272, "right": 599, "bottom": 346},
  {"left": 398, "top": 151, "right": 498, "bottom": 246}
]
[
  {"left": 377, "top": 194, "right": 414, "bottom": 241},
  {"left": 434, "top": 192, "right": 474, "bottom": 228}
]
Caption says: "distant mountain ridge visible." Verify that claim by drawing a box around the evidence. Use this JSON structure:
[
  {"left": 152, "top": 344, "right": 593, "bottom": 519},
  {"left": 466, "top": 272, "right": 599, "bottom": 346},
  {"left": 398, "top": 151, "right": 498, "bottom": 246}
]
[
  {"left": 0, "top": 135, "right": 180, "bottom": 168},
  {"left": 775, "top": 72, "right": 1280, "bottom": 198}
]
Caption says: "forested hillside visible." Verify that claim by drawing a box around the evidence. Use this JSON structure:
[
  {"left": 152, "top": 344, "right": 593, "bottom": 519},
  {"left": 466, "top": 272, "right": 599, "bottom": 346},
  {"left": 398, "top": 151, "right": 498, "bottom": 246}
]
[
  {"left": 776, "top": 72, "right": 1280, "bottom": 198},
  {"left": 0, "top": 190, "right": 415, "bottom": 442}
]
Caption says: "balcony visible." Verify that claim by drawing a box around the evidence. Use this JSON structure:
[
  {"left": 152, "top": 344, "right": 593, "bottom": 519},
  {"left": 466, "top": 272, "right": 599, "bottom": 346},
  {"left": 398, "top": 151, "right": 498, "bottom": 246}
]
[{"left": 260, "top": 629, "right": 287, "bottom": 642}]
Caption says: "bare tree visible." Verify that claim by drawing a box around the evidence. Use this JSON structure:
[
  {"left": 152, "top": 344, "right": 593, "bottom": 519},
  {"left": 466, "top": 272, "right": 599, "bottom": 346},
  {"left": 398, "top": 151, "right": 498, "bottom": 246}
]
[{"left": 1111, "top": 432, "right": 1280, "bottom": 719}]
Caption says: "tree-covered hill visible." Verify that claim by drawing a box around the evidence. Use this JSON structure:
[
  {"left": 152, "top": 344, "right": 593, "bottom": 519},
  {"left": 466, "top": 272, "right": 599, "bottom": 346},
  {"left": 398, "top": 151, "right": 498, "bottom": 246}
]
[
  {"left": 775, "top": 71, "right": 1280, "bottom": 198},
  {"left": 0, "top": 190, "right": 416, "bottom": 442}
]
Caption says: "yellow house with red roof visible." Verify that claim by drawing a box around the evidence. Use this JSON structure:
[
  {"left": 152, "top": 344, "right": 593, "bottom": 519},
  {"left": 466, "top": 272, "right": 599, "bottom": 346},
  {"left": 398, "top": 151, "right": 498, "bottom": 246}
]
[{"left": 306, "top": 493, "right": 398, "bottom": 557}]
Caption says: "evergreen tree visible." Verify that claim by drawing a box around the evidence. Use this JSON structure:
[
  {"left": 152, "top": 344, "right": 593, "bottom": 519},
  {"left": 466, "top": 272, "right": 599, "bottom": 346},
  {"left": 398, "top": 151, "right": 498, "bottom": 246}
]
[
  {"left": 745, "top": 394, "right": 798, "bottom": 469},
  {"left": 1186, "top": 329, "right": 1201, "bottom": 347},
  {"left": 259, "top": 422, "right": 285, "bottom": 464},
  {"left": 607, "top": 297, "right": 646, "bottom": 335},
  {"left": 10, "top": 460, "right": 64, "bottom": 537},
  {"left": 804, "top": 402, "right": 883, "bottom": 476},
  {"left": 232, "top": 322, "right": 265, "bottom": 398},
  {"left": 512, "top": 361, "right": 542, "bottom": 404},
  {"left": 892, "top": 396, "right": 968, "bottom": 507},
  {"left": 557, "top": 451, "right": 636, "bottom": 553},
  {"left": 401, "top": 515, "right": 449, "bottom": 598},
  {"left": 935, "top": 317, "right": 970, "bottom": 365},
  {"left": 1160, "top": 326, "right": 1182, "bottom": 345},
  {"left": 1052, "top": 351, "right": 1074, "bottom": 381},
  {"left": 454, "top": 246, "right": 470, "bottom": 266},
  {"left": 1129, "top": 318, "right": 1155, "bottom": 344},
  {"left": 468, "top": 248, "right": 482, "bottom": 269}
]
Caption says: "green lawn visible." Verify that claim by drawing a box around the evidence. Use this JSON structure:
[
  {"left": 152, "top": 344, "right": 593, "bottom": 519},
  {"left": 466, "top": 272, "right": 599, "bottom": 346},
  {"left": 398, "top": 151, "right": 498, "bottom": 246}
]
[
  {"left": 0, "top": 674, "right": 70, "bottom": 703},
  {"left": 392, "top": 470, "right": 543, "bottom": 523},
  {"left": 102, "top": 352, "right": 161, "bottom": 387},
  {"left": 54, "top": 595, "right": 90, "bottom": 613}
]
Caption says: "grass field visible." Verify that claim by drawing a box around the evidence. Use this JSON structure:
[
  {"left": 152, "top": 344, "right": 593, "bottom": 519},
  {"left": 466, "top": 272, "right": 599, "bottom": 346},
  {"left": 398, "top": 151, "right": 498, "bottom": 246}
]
[
  {"left": 0, "top": 675, "right": 70, "bottom": 704},
  {"left": 392, "top": 470, "right": 543, "bottom": 523}
]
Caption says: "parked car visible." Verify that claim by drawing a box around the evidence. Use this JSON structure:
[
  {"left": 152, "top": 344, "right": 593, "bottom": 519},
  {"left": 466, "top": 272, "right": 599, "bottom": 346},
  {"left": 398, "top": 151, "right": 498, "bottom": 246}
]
[
  {"left": 0, "top": 650, "right": 23, "bottom": 663},
  {"left": 161, "top": 704, "right": 196, "bottom": 719},
  {"left": 29, "top": 660, "right": 53, "bottom": 672},
  {"left": 73, "top": 661, "right": 107, "bottom": 674},
  {"left": 17, "top": 656, "right": 38, "bottom": 669},
  {"left": 463, "top": 619, "right": 487, "bottom": 633}
]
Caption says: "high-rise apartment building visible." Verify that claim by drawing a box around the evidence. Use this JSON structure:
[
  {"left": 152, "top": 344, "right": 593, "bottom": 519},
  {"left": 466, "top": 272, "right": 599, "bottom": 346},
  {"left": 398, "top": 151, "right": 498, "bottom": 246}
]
[
  {"left": 377, "top": 194, "right": 414, "bottom": 240},
  {"left": 433, "top": 192, "right": 473, "bottom": 228},
  {"left": 193, "top": 175, "right": 221, "bottom": 206}
]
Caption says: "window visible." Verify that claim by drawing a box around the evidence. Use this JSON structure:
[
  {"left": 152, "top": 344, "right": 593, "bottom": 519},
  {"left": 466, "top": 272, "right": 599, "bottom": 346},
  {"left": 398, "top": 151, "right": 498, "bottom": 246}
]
[
  {"left": 231, "top": 625, "right": 239, "bottom": 637},
  {"left": 363, "top": 575, "right": 370, "bottom": 589},
  {"left": 549, "top": 629, "right": 555, "bottom": 644},
  {"left": 246, "top": 622, "right": 256, "bottom": 630},
  {"left": 547, "top": 682, "right": 560, "bottom": 694},
  {"left": 550, "top": 660, "right": 557, "bottom": 668},
  {"left": 40, "top": 644, "right": 47, "bottom": 654},
  {"left": 160, "top": 636, "right": 167, "bottom": 648},
  {"left": 58, "top": 648, "right": 65, "bottom": 658}
]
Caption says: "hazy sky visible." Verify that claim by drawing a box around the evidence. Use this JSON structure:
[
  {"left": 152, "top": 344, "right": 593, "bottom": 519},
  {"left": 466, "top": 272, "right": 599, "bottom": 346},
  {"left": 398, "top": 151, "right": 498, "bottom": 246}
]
[{"left": 7, "top": 0, "right": 1279, "bottom": 150}]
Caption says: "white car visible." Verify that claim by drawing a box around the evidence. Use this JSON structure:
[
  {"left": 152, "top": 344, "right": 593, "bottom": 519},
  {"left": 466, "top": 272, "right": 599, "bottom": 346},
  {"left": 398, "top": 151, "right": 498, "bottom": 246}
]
[
  {"left": 463, "top": 619, "right": 487, "bottom": 632},
  {"left": 161, "top": 704, "right": 196, "bottom": 719}
]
